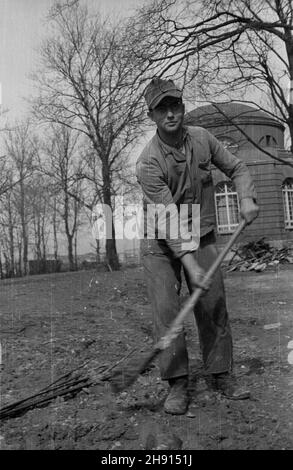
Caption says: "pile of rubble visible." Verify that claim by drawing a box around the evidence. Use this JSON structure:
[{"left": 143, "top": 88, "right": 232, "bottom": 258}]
[{"left": 225, "top": 238, "right": 293, "bottom": 273}]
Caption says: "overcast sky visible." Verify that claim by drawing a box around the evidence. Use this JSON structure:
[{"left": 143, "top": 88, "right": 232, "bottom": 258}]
[{"left": 0, "top": 0, "right": 140, "bottom": 119}]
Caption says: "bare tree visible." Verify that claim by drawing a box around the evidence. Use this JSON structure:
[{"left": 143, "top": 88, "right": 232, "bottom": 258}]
[
  {"left": 28, "top": 176, "right": 52, "bottom": 264},
  {"left": 41, "top": 123, "right": 84, "bottom": 271},
  {"left": 131, "top": 0, "right": 293, "bottom": 159},
  {"left": 51, "top": 193, "right": 61, "bottom": 263},
  {"left": 0, "top": 187, "right": 18, "bottom": 277},
  {"left": 0, "top": 155, "right": 11, "bottom": 196},
  {"left": 32, "top": 1, "right": 149, "bottom": 270},
  {"left": 0, "top": 154, "right": 31, "bottom": 197},
  {"left": 3, "top": 121, "right": 37, "bottom": 275}
]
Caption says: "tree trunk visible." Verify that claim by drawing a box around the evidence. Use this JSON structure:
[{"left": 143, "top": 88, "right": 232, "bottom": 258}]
[
  {"left": 19, "top": 179, "right": 28, "bottom": 275},
  {"left": 53, "top": 198, "right": 58, "bottom": 262},
  {"left": 17, "top": 238, "right": 22, "bottom": 276},
  {"left": 68, "top": 234, "right": 75, "bottom": 271},
  {"left": 22, "top": 230, "right": 28, "bottom": 275},
  {"left": 0, "top": 252, "right": 3, "bottom": 279},
  {"left": 105, "top": 222, "right": 120, "bottom": 271},
  {"left": 74, "top": 233, "right": 78, "bottom": 270},
  {"left": 96, "top": 239, "right": 100, "bottom": 264},
  {"left": 68, "top": 235, "right": 74, "bottom": 271},
  {"left": 102, "top": 165, "right": 120, "bottom": 271},
  {"left": 34, "top": 216, "right": 42, "bottom": 261},
  {"left": 8, "top": 197, "right": 15, "bottom": 277},
  {"left": 63, "top": 188, "right": 79, "bottom": 271},
  {"left": 4, "top": 253, "right": 11, "bottom": 278},
  {"left": 40, "top": 211, "right": 46, "bottom": 261}
]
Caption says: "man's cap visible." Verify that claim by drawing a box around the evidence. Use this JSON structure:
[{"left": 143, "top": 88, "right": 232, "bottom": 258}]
[{"left": 144, "top": 77, "right": 182, "bottom": 110}]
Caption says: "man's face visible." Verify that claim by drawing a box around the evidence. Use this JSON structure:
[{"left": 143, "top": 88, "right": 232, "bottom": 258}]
[{"left": 148, "top": 97, "right": 185, "bottom": 135}]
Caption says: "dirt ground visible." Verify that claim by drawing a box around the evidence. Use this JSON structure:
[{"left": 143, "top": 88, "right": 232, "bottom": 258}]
[{"left": 0, "top": 262, "right": 293, "bottom": 450}]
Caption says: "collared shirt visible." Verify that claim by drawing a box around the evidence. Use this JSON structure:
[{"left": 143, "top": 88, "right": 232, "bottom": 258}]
[{"left": 136, "top": 125, "right": 257, "bottom": 258}]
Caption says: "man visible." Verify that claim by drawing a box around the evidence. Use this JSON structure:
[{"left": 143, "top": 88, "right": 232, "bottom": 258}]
[{"left": 136, "top": 77, "right": 259, "bottom": 415}]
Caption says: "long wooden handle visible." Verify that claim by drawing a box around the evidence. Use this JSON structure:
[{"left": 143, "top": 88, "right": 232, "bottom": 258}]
[{"left": 157, "top": 219, "right": 247, "bottom": 351}]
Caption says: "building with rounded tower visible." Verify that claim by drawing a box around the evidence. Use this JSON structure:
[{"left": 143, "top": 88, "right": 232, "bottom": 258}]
[{"left": 185, "top": 103, "right": 293, "bottom": 247}]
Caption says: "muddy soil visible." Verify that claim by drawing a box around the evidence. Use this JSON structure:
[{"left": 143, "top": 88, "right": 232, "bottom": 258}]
[{"left": 0, "top": 264, "right": 293, "bottom": 450}]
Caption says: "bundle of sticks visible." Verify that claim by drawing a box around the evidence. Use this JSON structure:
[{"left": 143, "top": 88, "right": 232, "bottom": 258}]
[
  {"left": 0, "top": 348, "right": 137, "bottom": 421},
  {"left": 225, "top": 238, "right": 293, "bottom": 273}
]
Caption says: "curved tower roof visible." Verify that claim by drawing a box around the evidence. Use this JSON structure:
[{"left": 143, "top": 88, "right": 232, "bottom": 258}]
[{"left": 185, "top": 103, "right": 284, "bottom": 130}]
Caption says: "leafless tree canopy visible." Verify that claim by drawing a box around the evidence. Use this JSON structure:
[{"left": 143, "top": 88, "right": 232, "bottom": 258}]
[
  {"left": 131, "top": 0, "right": 293, "bottom": 156},
  {"left": 32, "top": 0, "right": 152, "bottom": 269},
  {"left": 0, "top": 121, "right": 39, "bottom": 276},
  {"left": 2, "top": 0, "right": 293, "bottom": 277},
  {"left": 40, "top": 124, "right": 84, "bottom": 271}
]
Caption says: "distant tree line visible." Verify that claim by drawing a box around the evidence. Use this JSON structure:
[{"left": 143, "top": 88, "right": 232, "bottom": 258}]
[{"left": 1, "top": 0, "right": 293, "bottom": 277}]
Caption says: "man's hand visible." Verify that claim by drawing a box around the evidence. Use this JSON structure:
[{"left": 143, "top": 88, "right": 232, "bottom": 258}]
[{"left": 240, "top": 198, "right": 259, "bottom": 225}]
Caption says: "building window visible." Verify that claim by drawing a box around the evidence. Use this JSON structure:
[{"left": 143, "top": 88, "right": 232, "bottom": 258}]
[
  {"left": 215, "top": 182, "right": 240, "bottom": 233},
  {"left": 282, "top": 178, "right": 293, "bottom": 229},
  {"left": 259, "top": 135, "right": 277, "bottom": 147}
]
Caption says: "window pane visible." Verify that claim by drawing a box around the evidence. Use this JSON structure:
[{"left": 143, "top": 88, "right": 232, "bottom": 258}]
[
  {"left": 282, "top": 179, "right": 293, "bottom": 229},
  {"left": 215, "top": 182, "right": 239, "bottom": 233},
  {"left": 228, "top": 194, "right": 239, "bottom": 224}
]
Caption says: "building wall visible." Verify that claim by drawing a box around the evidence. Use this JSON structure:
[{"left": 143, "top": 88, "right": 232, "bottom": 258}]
[
  {"left": 187, "top": 104, "right": 293, "bottom": 248},
  {"left": 208, "top": 121, "right": 284, "bottom": 152},
  {"left": 213, "top": 157, "right": 293, "bottom": 248}
]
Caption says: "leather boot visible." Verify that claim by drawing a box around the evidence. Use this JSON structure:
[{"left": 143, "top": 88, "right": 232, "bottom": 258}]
[
  {"left": 164, "top": 376, "right": 189, "bottom": 415},
  {"left": 213, "top": 372, "right": 250, "bottom": 400}
]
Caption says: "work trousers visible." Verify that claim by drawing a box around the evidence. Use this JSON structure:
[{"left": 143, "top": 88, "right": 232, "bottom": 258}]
[{"left": 142, "top": 231, "right": 233, "bottom": 380}]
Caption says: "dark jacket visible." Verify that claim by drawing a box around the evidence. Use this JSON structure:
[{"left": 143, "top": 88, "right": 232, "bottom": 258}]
[{"left": 136, "top": 125, "right": 256, "bottom": 258}]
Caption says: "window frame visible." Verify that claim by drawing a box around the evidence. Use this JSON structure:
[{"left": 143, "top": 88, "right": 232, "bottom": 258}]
[
  {"left": 215, "top": 181, "right": 240, "bottom": 234},
  {"left": 258, "top": 135, "right": 277, "bottom": 147},
  {"left": 282, "top": 178, "right": 293, "bottom": 230}
]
